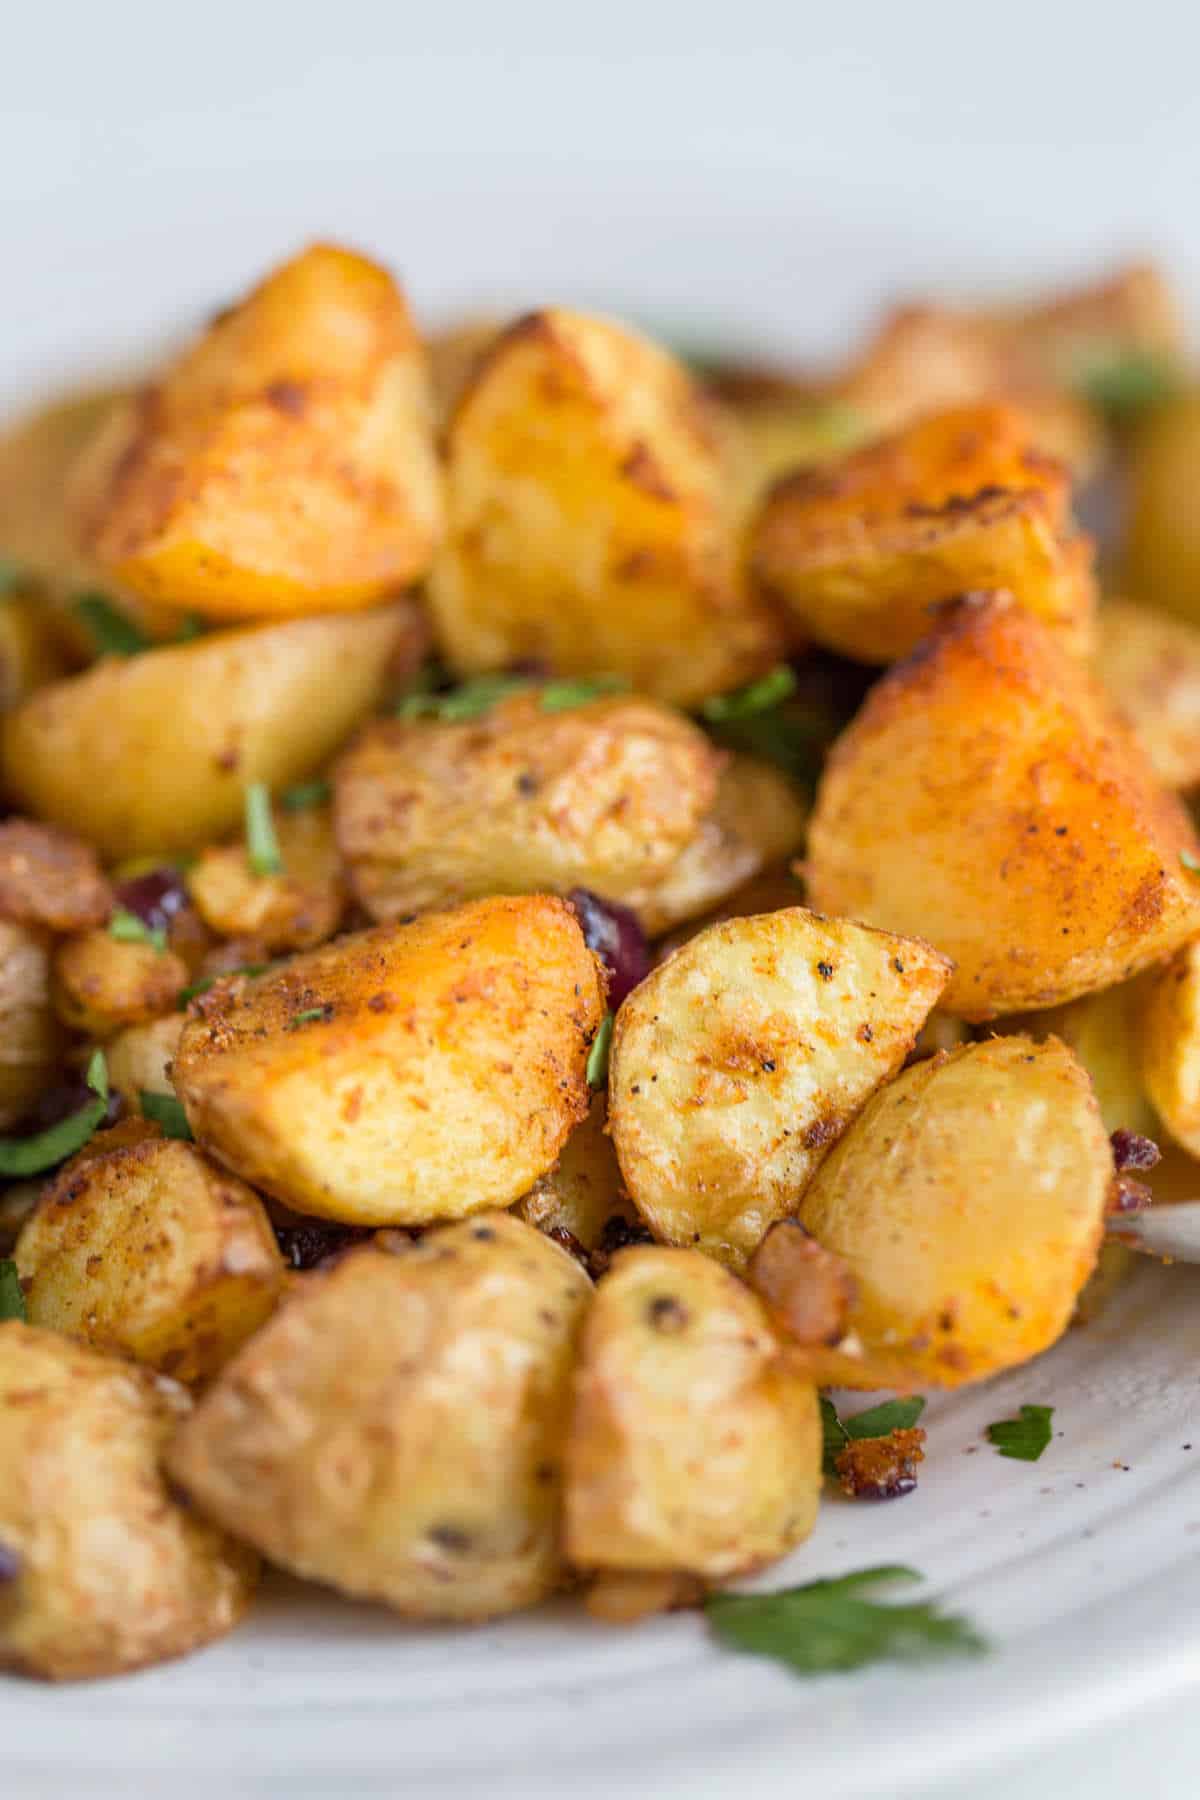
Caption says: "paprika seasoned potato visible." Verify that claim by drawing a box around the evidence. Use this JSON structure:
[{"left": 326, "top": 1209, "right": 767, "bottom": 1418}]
[
  {"left": 105, "top": 1012, "right": 186, "bottom": 1110},
  {"left": 16, "top": 1136, "right": 285, "bottom": 1384},
  {"left": 0, "top": 1322, "right": 257, "bottom": 1680},
  {"left": 513, "top": 1091, "right": 641, "bottom": 1255},
  {"left": 2, "top": 599, "right": 426, "bottom": 859},
  {"left": 1096, "top": 599, "right": 1200, "bottom": 790},
  {"left": 0, "top": 819, "right": 112, "bottom": 933},
  {"left": 72, "top": 243, "right": 442, "bottom": 619},
  {"left": 168, "top": 1219, "right": 591, "bottom": 1620},
  {"left": 799, "top": 1036, "right": 1112, "bottom": 1388},
  {"left": 564, "top": 1246, "right": 821, "bottom": 1577},
  {"left": 173, "top": 896, "right": 606, "bottom": 1225},
  {"left": 52, "top": 929, "right": 188, "bottom": 1036},
  {"left": 751, "top": 403, "right": 1094, "bottom": 664},
  {"left": 428, "top": 307, "right": 780, "bottom": 706},
  {"left": 1004, "top": 978, "right": 1157, "bottom": 1138},
  {"left": 1139, "top": 940, "right": 1200, "bottom": 1156},
  {"left": 187, "top": 802, "right": 344, "bottom": 953},
  {"left": 0, "top": 919, "right": 65, "bottom": 1128},
  {"left": 609, "top": 906, "right": 951, "bottom": 1263},
  {"left": 335, "top": 688, "right": 721, "bottom": 921},
  {"left": 808, "top": 594, "right": 1200, "bottom": 1018}
]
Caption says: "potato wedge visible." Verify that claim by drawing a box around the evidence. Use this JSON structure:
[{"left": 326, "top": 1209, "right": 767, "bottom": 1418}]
[
  {"left": 751, "top": 402, "right": 1093, "bottom": 664},
  {"left": 105, "top": 1011, "right": 186, "bottom": 1110},
  {"left": 173, "top": 896, "right": 605, "bottom": 1225},
  {"left": 2, "top": 600, "right": 426, "bottom": 859},
  {"left": 799, "top": 1035, "right": 1112, "bottom": 1387},
  {"left": 0, "top": 819, "right": 112, "bottom": 932},
  {"left": 1139, "top": 940, "right": 1200, "bottom": 1156},
  {"left": 187, "top": 803, "right": 344, "bottom": 952},
  {"left": 807, "top": 594, "right": 1200, "bottom": 1018},
  {"left": 513, "top": 1091, "right": 640, "bottom": 1255},
  {"left": 16, "top": 1136, "right": 285, "bottom": 1384},
  {"left": 335, "top": 689, "right": 721, "bottom": 920},
  {"left": 0, "top": 1322, "right": 257, "bottom": 1679},
  {"left": 1096, "top": 600, "right": 1200, "bottom": 790},
  {"left": 428, "top": 307, "right": 780, "bottom": 706},
  {"left": 565, "top": 1246, "right": 821, "bottom": 1577},
  {"left": 1126, "top": 393, "right": 1200, "bottom": 625},
  {"left": 1004, "top": 978, "right": 1157, "bottom": 1138},
  {"left": 169, "top": 1219, "right": 590, "bottom": 1620},
  {"left": 0, "top": 919, "right": 65, "bottom": 1128},
  {"left": 609, "top": 906, "right": 951, "bottom": 1263},
  {"left": 73, "top": 243, "right": 441, "bottom": 619},
  {"left": 53, "top": 929, "right": 188, "bottom": 1036}
]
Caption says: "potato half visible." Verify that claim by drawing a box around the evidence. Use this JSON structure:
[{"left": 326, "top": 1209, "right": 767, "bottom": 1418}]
[
  {"left": 1097, "top": 599, "right": 1200, "bottom": 790},
  {"left": 1140, "top": 940, "right": 1200, "bottom": 1156},
  {"left": 187, "top": 803, "right": 344, "bottom": 953},
  {"left": 513, "top": 1090, "right": 640, "bottom": 1254},
  {"left": 0, "top": 919, "right": 65, "bottom": 1128},
  {"left": 52, "top": 929, "right": 188, "bottom": 1036}
]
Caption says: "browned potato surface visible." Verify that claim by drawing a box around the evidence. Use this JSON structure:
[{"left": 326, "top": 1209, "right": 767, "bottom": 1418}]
[
  {"left": 0, "top": 1322, "right": 257, "bottom": 1679},
  {"left": 513, "top": 1091, "right": 640, "bottom": 1254},
  {"left": 565, "top": 1246, "right": 821, "bottom": 1576},
  {"left": 187, "top": 803, "right": 344, "bottom": 952},
  {"left": 428, "top": 307, "right": 780, "bottom": 706},
  {"left": 105, "top": 1011, "right": 186, "bottom": 1110},
  {"left": 1140, "top": 940, "right": 1200, "bottom": 1156},
  {"left": 173, "top": 896, "right": 606, "bottom": 1225},
  {"left": 53, "top": 929, "right": 188, "bottom": 1036},
  {"left": 0, "top": 819, "right": 112, "bottom": 932},
  {"left": 609, "top": 906, "right": 951, "bottom": 1263},
  {"left": 1126, "top": 393, "right": 1200, "bottom": 624},
  {"left": 1097, "top": 600, "right": 1200, "bottom": 790},
  {"left": 807, "top": 594, "right": 1200, "bottom": 1018},
  {"left": 0, "top": 919, "right": 64, "bottom": 1128},
  {"left": 799, "top": 1036, "right": 1112, "bottom": 1388},
  {"left": 169, "top": 1219, "right": 590, "bottom": 1620},
  {"left": 73, "top": 244, "right": 442, "bottom": 619},
  {"left": 2, "top": 599, "right": 426, "bottom": 858}
]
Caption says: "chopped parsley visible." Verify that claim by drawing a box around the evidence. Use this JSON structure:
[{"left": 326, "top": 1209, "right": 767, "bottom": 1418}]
[
  {"left": 586, "top": 1012, "right": 614, "bottom": 1088},
  {"left": 244, "top": 783, "right": 283, "bottom": 877},
  {"left": 178, "top": 964, "right": 271, "bottom": 1007},
  {"left": 0, "top": 1049, "right": 109, "bottom": 1177},
  {"left": 820, "top": 1393, "right": 926, "bottom": 1474},
  {"left": 0, "top": 1258, "right": 25, "bottom": 1322},
  {"left": 280, "top": 780, "right": 331, "bottom": 812},
  {"left": 108, "top": 907, "right": 167, "bottom": 953},
  {"left": 139, "top": 1091, "right": 193, "bottom": 1140},
  {"left": 986, "top": 1403, "right": 1054, "bottom": 1462},
  {"left": 74, "top": 592, "right": 151, "bottom": 657},
  {"left": 1073, "top": 346, "right": 1180, "bottom": 424},
  {"left": 700, "top": 664, "right": 797, "bottom": 722},
  {"left": 539, "top": 675, "right": 630, "bottom": 713},
  {"left": 287, "top": 1007, "right": 330, "bottom": 1029},
  {"left": 397, "top": 672, "right": 533, "bottom": 722},
  {"left": 705, "top": 1565, "right": 985, "bottom": 1675},
  {"left": 0, "top": 556, "right": 27, "bottom": 598},
  {"left": 1181, "top": 849, "right": 1200, "bottom": 875}
]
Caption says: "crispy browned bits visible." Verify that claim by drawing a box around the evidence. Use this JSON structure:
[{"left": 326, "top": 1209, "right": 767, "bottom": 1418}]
[
  {"left": 0, "top": 819, "right": 112, "bottom": 932},
  {"left": 834, "top": 1427, "right": 927, "bottom": 1501},
  {"left": 747, "top": 1220, "right": 857, "bottom": 1346}
]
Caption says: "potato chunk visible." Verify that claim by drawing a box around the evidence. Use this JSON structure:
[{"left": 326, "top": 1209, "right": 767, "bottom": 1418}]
[
  {"left": 53, "top": 929, "right": 188, "bottom": 1036},
  {"left": 105, "top": 1011, "right": 186, "bottom": 1110},
  {"left": 1140, "top": 941, "right": 1200, "bottom": 1156},
  {"left": 799, "top": 1036, "right": 1112, "bottom": 1388},
  {"left": 565, "top": 1246, "right": 821, "bottom": 1577},
  {"left": 0, "top": 819, "right": 112, "bottom": 932},
  {"left": 2, "top": 600, "right": 425, "bottom": 858},
  {"left": 428, "top": 308, "right": 780, "bottom": 706},
  {"left": 0, "top": 919, "right": 65, "bottom": 1128},
  {"left": 1126, "top": 394, "right": 1200, "bottom": 624},
  {"left": 0, "top": 593, "right": 71, "bottom": 711},
  {"left": 609, "top": 906, "right": 951, "bottom": 1264},
  {"left": 807, "top": 594, "right": 1200, "bottom": 1018},
  {"left": 187, "top": 803, "right": 344, "bottom": 952},
  {"left": 16, "top": 1136, "right": 285, "bottom": 1384},
  {"left": 335, "top": 689, "right": 721, "bottom": 920},
  {"left": 173, "top": 896, "right": 605, "bottom": 1225},
  {"left": 0, "top": 1322, "right": 257, "bottom": 1679},
  {"left": 168, "top": 1220, "right": 590, "bottom": 1620},
  {"left": 1097, "top": 602, "right": 1200, "bottom": 799},
  {"left": 751, "top": 402, "right": 1093, "bottom": 664},
  {"left": 72, "top": 243, "right": 441, "bottom": 619},
  {"left": 513, "top": 1091, "right": 641, "bottom": 1257},
  {"left": 1003, "top": 979, "right": 1157, "bottom": 1138}
]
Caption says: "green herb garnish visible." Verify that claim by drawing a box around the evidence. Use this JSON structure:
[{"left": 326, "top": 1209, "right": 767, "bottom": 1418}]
[
  {"left": 587, "top": 1013, "right": 614, "bottom": 1088},
  {"left": 74, "top": 592, "right": 151, "bottom": 657},
  {"left": 539, "top": 675, "right": 630, "bottom": 713},
  {"left": 705, "top": 1565, "right": 985, "bottom": 1676},
  {"left": 820, "top": 1394, "right": 927, "bottom": 1475},
  {"left": 701, "top": 665, "right": 798, "bottom": 722},
  {"left": 0, "top": 1258, "right": 26, "bottom": 1322},
  {"left": 0, "top": 555, "right": 28, "bottom": 598},
  {"left": 177, "top": 964, "right": 271, "bottom": 1007},
  {"left": 1181, "top": 849, "right": 1200, "bottom": 875},
  {"left": 0, "top": 1048, "right": 109, "bottom": 1177},
  {"left": 398, "top": 672, "right": 534, "bottom": 723},
  {"left": 244, "top": 784, "right": 283, "bottom": 877},
  {"left": 698, "top": 671, "right": 836, "bottom": 791},
  {"left": 986, "top": 1403, "right": 1054, "bottom": 1462},
  {"left": 108, "top": 907, "right": 167, "bottom": 953},
  {"left": 287, "top": 1007, "right": 329, "bottom": 1029},
  {"left": 139, "top": 1092, "right": 193, "bottom": 1140},
  {"left": 280, "top": 780, "right": 331, "bottom": 812},
  {"left": 1073, "top": 346, "right": 1180, "bottom": 424}
]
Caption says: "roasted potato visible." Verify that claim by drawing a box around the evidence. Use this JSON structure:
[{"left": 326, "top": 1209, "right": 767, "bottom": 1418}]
[
  {"left": 335, "top": 688, "right": 721, "bottom": 920},
  {"left": 187, "top": 803, "right": 344, "bottom": 953},
  {"left": 425, "top": 313, "right": 502, "bottom": 426},
  {"left": 428, "top": 307, "right": 780, "bottom": 707},
  {"left": 1002, "top": 260, "right": 1186, "bottom": 391},
  {"left": 807, "top": 594, "right": 1200, "bottom": 1018},
  {"left": 2, "top": 599, "right": 426, "bottom": 859},
  {"left": 751, "top": 403, "right": 1093, "bottom": 664},
  {"left": 16, "top": 1136, "right": 285, "bottom": 1384},
  {"left": 0, "top": 1322, "right": 257, "bottom": 1679},
  {"left": 1004, "top": 978, "right": 1157, "bottom": 1138},
  {"left": 105, "top": 1011, "right": 186, "bottom": 1110},
  {"left": 1139, "top": 940, "right": 1200, "bottom": 1156},
  {"left": 1126, "top": 393, "right": 1200, "bottom": 624},
  {"left": 0, "top": 592, "right": 71, "bottom": 710},
  {"left": 799, "top": 1035, "right": 1112, "bottom": 1387},
  {"left": 72, "top": 244, "right": 442, "bottom": 620},
  {"left": 0, "top": 919, "right": 67, "bottom": 1128},
  {"left": 513, "top": 1091, "right": 640, "bottom": 1254},
  {"left": 0, "top": 819, "right": 111, "bottom": 933},
  {"left": 173, "top": 896, "right": 606, "bottom": 1225},
  {"left": 168, "top": 1218, "right": 590, "bottom": 1620},
  {"left": 1096, "top": 600, "right": 1200, "bottom": 790},
  {"left": 609, "top": 906, "right": 951, "bottom": 1263},
  {"left": 52, "top": 929, "right": 188, "bottom": 1036},
  {"left": 564, "top": 1246, "right": 821, "bottom": 1576}
]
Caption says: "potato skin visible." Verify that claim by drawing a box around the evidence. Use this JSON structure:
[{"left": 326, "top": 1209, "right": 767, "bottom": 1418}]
[
  {"left": 564, "top": 1247, "right": 821, "bottom": 1577},
  {"left": 173, "top": 896, "right": 606, "bottom": 1225},
  {"left": 73, "top": 243, "right": 441, "bottom": 619},
  {"left": 428, "top": 308, "right": 780, "bottom": 707},
  {"left": 16, "top": 1137, "right": 285, "bottom": 1384},
  {"left": 335, "top": 690, "right": 721, "bottom": 920},
  {"left": 1140, "top": 940, "right": 1200, "bottom": 1156},
  {"left": 0, "top": 1322, "right": 257, "bottom": 1680},
  {"left": 2, "top": 600, "right": 426, "bottom": 858},
  {"left": 0, "top": 919, "right": 66, "bottom": 1128},
  {"left": 808, "top": 594, "right": 1200, "bottom": 1018},
  {"left": 168, "top": 1220, "right": 591, "bottom": 1620},
  {"left": 52, "top": 929, "right": 188, "bottom": 1036},
  {"left": 1097, "top": 599, "right": 1200, "bottom": 790},
  {"left": 799, "top": 1036, "right": 1112, "bottom": 1388},
  {"left": 609, "top": 906, "right": 951, "bottom": 1264},
  {"left": 187, "top": 803, "right": 344, "bottom": 952}
]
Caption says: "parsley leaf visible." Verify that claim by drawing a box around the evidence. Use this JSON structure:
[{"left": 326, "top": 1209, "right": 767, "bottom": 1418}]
[
  {"left": 0, "top": 555, "right": 28, "bottom": 598},
  {"left": 108, "top": 907, "right": 167, "bottom": 953},
  {"left": 539, "top": 675, "right": 630, "bottom": 713},
  {"left": 701, "top": 665, "right": 797, "bottom": 721},
  {"left": 587, "top": 1012, "right": 614, "bottom": 1088},
  {"left": 1181, "top": 849, "right": 1200, "bottom": 875},
  {"left": 986, "top": 1403, "right": 1054, "bottom": 1462},
  {"left": 0, "top": 1258, "right": 25, "bottom": 1323},
  {"left": 820, "top": 1396, "right": 849, "bottom": 1474},
  {"left": 74, "top": 592, "right": 151, "bottom": 657},
  {"left": 177, "top": 964, "right": 271, "bottom": 1007},
  {"left": 139, "top": 1092, "right": 193, "bottom": 1140},
  {"left": 706, "top": 1566, "right": 985, "bottom": 1675},
  {"left": 0, "top": 1049, "right": 109, "bottom": 1177},
  {"left": 397, "top": 672, "right": 533, "bottom": 722},
  {"left": 820, "top": 1394, "right": 926, "bottom": 1474},
  {"left": 244, "top": 783, "right": 283, "bottom": 877},
  {"left": 280, "top": 780, "right": 331, "bottom": 812},
  {"left": 1074, "top": 346, "right": 1180, "bottom": 424},
  {"left": 286, "top": 1007, "right": 330, "bottom": 1029}
]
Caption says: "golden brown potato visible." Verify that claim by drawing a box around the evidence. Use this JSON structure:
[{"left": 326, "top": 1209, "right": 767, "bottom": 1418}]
[
  {"left": 1139, "top": 940, "right": 1200, "bottom": 1156},
  {"left": 105, "top": 1011, "right": 186, "bottom": 1110},
  {"left": 799, "top": 1035, "right": 1112, "bottom": 1388},
  {"left": 807, "top": 594, "right": 1200, "bottom": 1019},
  {"left": 428, "top": 307, "right": 780, "bottom": 706},
  {"left": 173, "top": 896, "right": 606, "bottom": 1225},
  {"left": 609, "top": 906, "right": 951, "bottom": 1264},
  {"left": 187, "top": 803, "right": 344, "bottom": 952},
  {"left": 1096, "top": 600, "right": 1200, "bottom": 790},
  {"left": 1126, "top": 393, "right": 1200, "bottom": 624},
  {"left": 751, "top": 403, "right": 1093, "bottom": 664},
  {"left": 652, "top": 863, "right": 807, "bottom": 962},
  {"left": 0, "top": 818, "right": 112, "bottom": 932},
  {"left": 0, "top": 1322, "right": 257, "bottom": 1679},
  {"left": 1003, "top": 261, "right": 1186, "bottom": 388},
  {"left": 169, "top": 1219, "right": 590, "bottom": 1620},
  {"left": 335, "top": 688, "right": 721, "bottom": 920},
  {"left": 564, "top": 1246, "right": 821, "bottom": 1577},
  {"left": 0, "top": 592, "right": 71, "bottom": 710},
  {"left": 72, "top": 243, "right": 442, "bottom": 620},
  {"left": 1003, "top": 978, "right": 1157, "bottom": 1138},
  {"left": 0, "top": 919, "right": 66, "bottom": 1128},
  {"left": 2, "top": 600, "right": 426, "bottom": 859},
  {"left": 52, "top": 929, "right": 188, "bottom": 1036},
  {"left": 16, "top": 1136, "right": 285, "bottom": 1384},
  {"left": 513, "top": 1091, "right": 640, "bottom": 1254}
]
